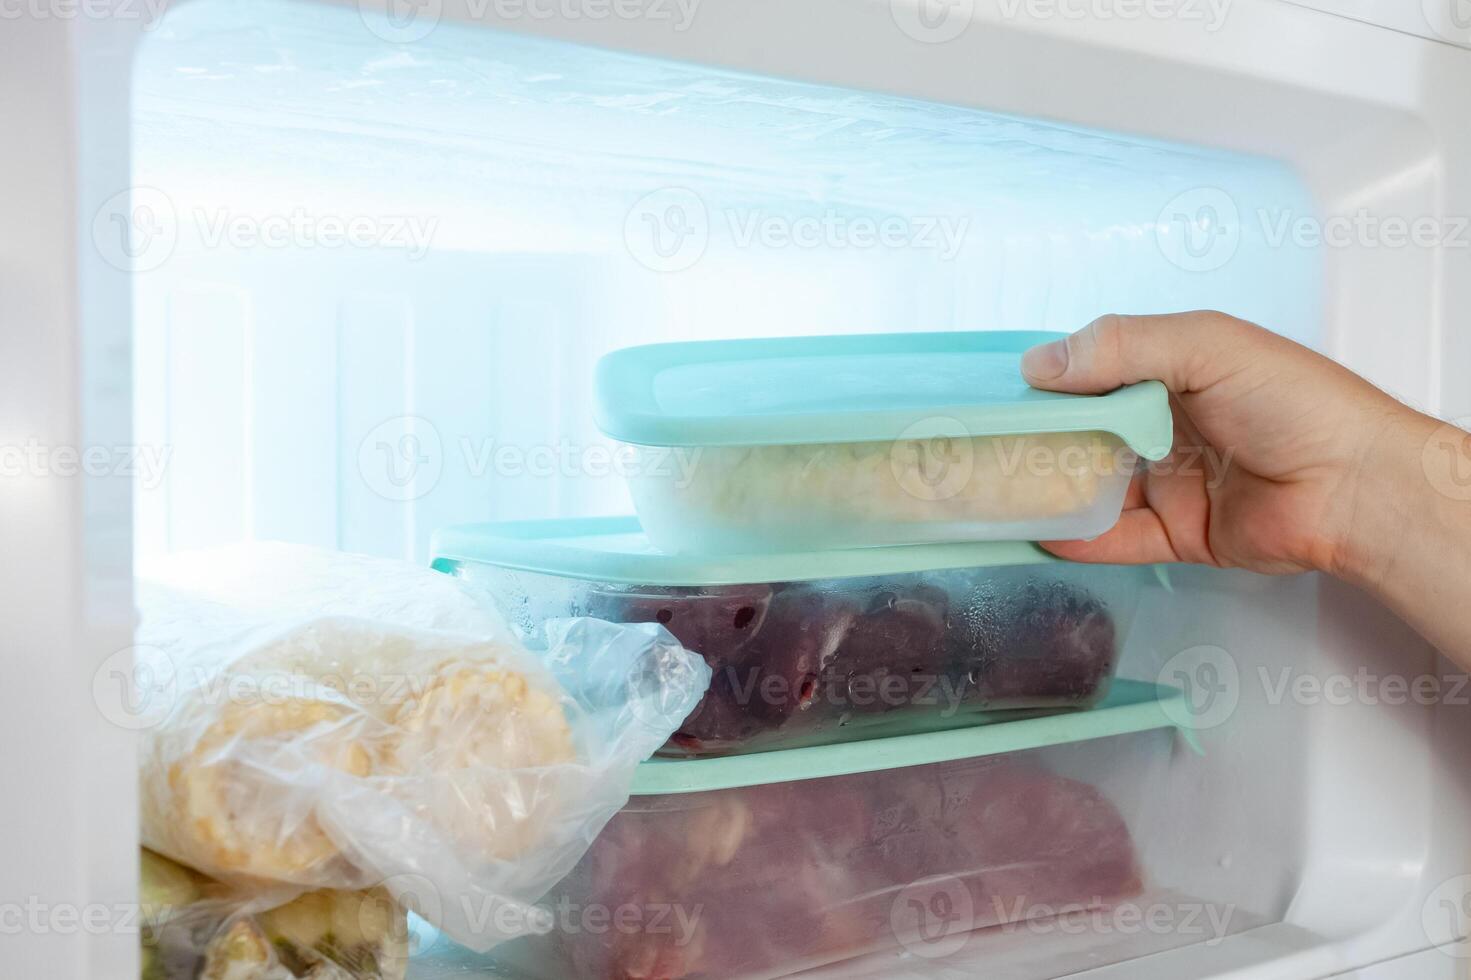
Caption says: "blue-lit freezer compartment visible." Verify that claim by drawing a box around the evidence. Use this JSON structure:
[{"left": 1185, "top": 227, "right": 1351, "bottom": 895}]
[
  {"left": 128, "top": 3, "right": 1321, "bottom": 977},
  {"left": 130, "top": 0, "right": 1320, "bottom": 566}
]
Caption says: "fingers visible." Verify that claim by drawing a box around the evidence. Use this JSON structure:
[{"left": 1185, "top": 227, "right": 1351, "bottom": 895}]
[
  {"left": 1021, "top": 311, "right": 1267, "bottom": 396},
  {"left": 1123, "top": 473, "right": 1148, "bottom": 510},
  {"left": 1043, "top": 423, "right": 1215, "bottom": 567},
  {"left": 1039, "top": 508, "right": 1182, "bottom": 565}
]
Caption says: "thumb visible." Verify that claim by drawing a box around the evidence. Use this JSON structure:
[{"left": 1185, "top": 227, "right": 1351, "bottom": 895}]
[{"left": 1021, "top": 311, "right": 1257, "bottom": 396}]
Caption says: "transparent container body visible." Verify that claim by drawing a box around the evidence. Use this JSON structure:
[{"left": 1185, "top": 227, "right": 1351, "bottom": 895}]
[
  {"left": 445, "top": 558, "right": 1141, "bottom": 757},
  {"left": 485, "top": 731, "right": 1169, "bottom": 980},
  {"left": 624, "top": 431, "right": 1135, "bottom": 554}
]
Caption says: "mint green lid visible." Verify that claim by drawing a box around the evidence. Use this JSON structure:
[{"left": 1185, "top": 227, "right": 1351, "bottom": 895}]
[
  {"left": 631, "top": 679, "right": 1198, "bottom": 795},
  {"left": 595, "top": 330, "right": 1173, "bottom": 458},
  {"left": 431, "top": 515, "right": 1066, "bottom": 587}
]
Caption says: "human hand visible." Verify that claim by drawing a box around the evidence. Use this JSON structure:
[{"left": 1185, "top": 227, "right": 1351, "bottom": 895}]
[
  {"left": 1022, "top": 312, "right": 1429, "bottom": 577},
  {"left": 1021, "top": 311, "right": 1471, "bottom": 657}
]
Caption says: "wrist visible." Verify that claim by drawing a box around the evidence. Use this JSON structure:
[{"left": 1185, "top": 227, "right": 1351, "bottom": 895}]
[{"left": 1328, "top": 407, "right": 1458, "bottom": 590}]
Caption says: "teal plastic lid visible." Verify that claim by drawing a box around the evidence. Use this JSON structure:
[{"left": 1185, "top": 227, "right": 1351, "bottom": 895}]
[
  {"left": 431, "top": 515, "right": 1066, "bottom": 587},
  {"left": 631, "top": 679, "right": 1199, "bottom": 795},
  {"left": 595, "top": 330, "right": 1173, "bottom": 458}
]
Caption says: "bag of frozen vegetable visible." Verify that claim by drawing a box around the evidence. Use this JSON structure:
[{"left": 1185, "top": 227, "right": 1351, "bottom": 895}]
[
  {"left": 127, "top": 544, "right": 709, "bottom": 953},
  {"left": 141, "top": 848, "right": 410, "bottom": 980}
]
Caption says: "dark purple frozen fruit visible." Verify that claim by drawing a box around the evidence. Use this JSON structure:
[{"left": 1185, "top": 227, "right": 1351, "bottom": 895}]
[
  {"left": 840, "top": 762, "right": 1142, "bottom": 944},
  {"left": 819, "top": 583, "right": 954, "bottom": 717},
  {"left": 668, "top": 664, "right": 789, "bottom": 753},
  {"left": 558, "top": 780, "right": 873, "bottom": 979},
  {"left": 838, "top": 767, "right": 956, "bottom": 881},
  {"left": 550, "top": 757, "right": 1143, "bottom": 980},
  {"left": 831, "top": 759, "right": 1017, "bottom": 886},
  {"left": 745, "top": 587, "right": 863, "bottom": 719},
  {"left": 953, "top": 766, "right": 1143, "bottom": 915},
  {"left": 956, "top": 579, "right": 1118, "bottom": 707},
  {"left": 585, "top": 584, "right": 775, "bottom": 662},
  {"left": 671, "top": 587, "right": 861, "bottom": 750},
  {"left": 585, "top": 584, "right": 783, "bottom": 755}
]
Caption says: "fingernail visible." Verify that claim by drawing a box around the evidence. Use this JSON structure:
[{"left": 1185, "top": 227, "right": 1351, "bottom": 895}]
[{"left": 1022, "top": 339, "right": 1069, "bottom": 381}]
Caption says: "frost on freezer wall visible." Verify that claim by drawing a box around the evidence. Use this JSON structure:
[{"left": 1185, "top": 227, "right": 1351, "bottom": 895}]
[{"left": 128, "top": 0, "right": 1321, "bottom": 565}]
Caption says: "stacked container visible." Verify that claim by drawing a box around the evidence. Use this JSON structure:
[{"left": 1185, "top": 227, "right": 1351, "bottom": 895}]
[
  {"left": 477, "top": 695, "right": 1188, "bottom": 980},
  {"left": 431, "top": 331, "right": 1183, "bottom": 978},
  {"left": 592, "top": 331, "right": 1172, "bottom": 554},
  {"left": 435, "top": 517, "right": 1147, "bottom": 757}
]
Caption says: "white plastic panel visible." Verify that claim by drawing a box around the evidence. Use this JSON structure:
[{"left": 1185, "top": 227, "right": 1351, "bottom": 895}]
[
  {"left": 1341, "top": 943, "right": 1471, "bottom": 979},
  {"left": 1283, "top": 0, "right": 1471, "bottom": 48},
  {"left": 0, "top": 11, "right": 139, "bottom": 980}
]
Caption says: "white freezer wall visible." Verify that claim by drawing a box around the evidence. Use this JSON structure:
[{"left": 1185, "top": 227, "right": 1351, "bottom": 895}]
[{"left": 129, "top": 0, "right": 1321, "bottom": 566}]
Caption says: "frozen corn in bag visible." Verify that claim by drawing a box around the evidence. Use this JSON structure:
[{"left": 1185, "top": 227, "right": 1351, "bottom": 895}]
[
  {"left": 141, "top": 848, "right": 409, "bottom": 980},
  {"left": 130, "top": 544, "right": 710, "bottom": 952}
]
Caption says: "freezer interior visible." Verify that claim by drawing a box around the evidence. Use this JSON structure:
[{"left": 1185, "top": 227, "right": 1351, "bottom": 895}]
[{"left": 129, "top": 0, "right": 1330, "bottom": 975}]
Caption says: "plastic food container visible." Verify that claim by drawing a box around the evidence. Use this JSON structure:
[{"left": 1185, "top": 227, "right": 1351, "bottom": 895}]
[
  {"left": 594, "top": 331, "right": 1173, "bottom": 554},
  {"left": 482, "top": 682, "right": 1191, "bottom": 980},
  {"left": 433, "top": 517, "right": 1146, "bottom": 757}
]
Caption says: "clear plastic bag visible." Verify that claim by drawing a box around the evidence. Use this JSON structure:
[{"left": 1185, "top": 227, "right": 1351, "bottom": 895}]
[
  {"left": 142, "top": 848, "right": 410, "bottom": 980},
  {"left": 133, "top": 544, "right": 710, "bottom": 952}
]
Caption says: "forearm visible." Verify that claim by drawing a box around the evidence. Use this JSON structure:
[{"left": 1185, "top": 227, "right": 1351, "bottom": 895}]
[{"left": 1332, "top": 408, "right": 1471, "bottom": 662}]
